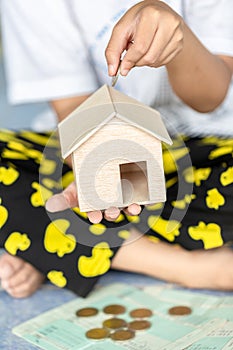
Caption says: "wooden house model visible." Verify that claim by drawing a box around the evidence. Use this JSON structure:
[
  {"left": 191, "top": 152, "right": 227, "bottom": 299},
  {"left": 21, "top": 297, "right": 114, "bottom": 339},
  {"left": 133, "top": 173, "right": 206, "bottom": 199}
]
[{"left": 58, "top": 85, "right": 172, "bottom": 212}]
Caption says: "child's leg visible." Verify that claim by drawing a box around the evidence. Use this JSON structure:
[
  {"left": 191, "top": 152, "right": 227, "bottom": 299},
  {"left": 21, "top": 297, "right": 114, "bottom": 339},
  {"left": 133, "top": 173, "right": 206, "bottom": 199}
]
[
  {"left": 112, "top": 136, "right": 233, "bottom": 290},
  {"left": 112, "top": 228, "right": 233, "bottom": 290},
  {"left": 0, "top": 130, "right": 126, "bottom": 297}
]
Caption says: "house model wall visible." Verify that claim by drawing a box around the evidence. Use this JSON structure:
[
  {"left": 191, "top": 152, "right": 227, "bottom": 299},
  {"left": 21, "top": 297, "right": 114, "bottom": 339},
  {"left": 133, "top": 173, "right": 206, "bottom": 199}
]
[{"left": 58, "top": 85, "right": 172, "bottom": 213}]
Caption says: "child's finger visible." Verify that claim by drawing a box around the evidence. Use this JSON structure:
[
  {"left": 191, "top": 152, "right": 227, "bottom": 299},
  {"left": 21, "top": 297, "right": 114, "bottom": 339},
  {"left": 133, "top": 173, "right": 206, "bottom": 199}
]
[
  {"left": 123, "top": 203, "right": 141, "bottom": 216},
  {"left": 46, "top": 182, "right": 78, "bottom": 212},
  {"left": 121, "top": 16, "right": 157, "bottom": 74},
  {"left": 104, "top": 207, "right": 121, "bottom": 221},
  {"left": 105, "top": 23, "right": 131, "bottom": 76},
  {"left": 87, "top": 211, "right": 103, "bottom": 224}
]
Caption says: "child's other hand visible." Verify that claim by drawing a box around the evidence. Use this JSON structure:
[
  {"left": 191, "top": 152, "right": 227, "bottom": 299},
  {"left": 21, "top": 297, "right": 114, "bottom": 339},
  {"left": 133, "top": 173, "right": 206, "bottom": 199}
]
[
  {"left": 105, "top": 0, "right": 184, "bottom": 76},
  {"left": 45, "top": 181, "right": 141, "bottom": 224}
]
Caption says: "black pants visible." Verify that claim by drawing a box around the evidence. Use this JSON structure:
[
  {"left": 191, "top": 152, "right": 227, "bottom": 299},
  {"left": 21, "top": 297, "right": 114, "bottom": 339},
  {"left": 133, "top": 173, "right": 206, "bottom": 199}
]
[{"left": 0, "top": 130, "right": 232, "bottom": 296}]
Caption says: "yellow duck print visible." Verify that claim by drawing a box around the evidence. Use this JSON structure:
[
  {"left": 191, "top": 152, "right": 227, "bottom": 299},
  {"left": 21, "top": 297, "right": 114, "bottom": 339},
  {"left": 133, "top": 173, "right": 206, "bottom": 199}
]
[
  {"left": 183, "top": 166, "right": 211, "bottom": 186},
  {"left": 20, "top": 131, "right": 59, "bottom": 147},
  {"left": 172, "top": 194, "right": 196, "bottom": 209},
  {"left": 163, "top": 148, "right": 190, "bottom": 174},
  {"left": 42, "top": 178, "right": 62, "bottom": 190},
  {"left": 208, "top": 146, "right": 232, "bottom": 160},
  {"left": 188, "top": 221, "right": 223, "bottom": 249},
  {"left": 146, "top": 203, "right": 164, "bottom": 211},
  {"left": 39, "top": 157, "right": 57, "bottom": 175},
  {"left": 206, "top": 188, "right": 225, "bottom": 210},
  {"left": 125, "top": 215, "right": 140, "bottom": 224},
  {"left": 78, "top": 242, "right": 113, "bottom": 278},
  {"left": 2, "top": 141, "right": 42, "bottom": 161},
  {"left": 62, "top": 171, "right": 74, "bottom": 188},
  {"left": 31, "top": 182, "right": 53, "bottom": 207},
  {"left": 220, "top": 167, "right": 233, "bottom": 186},
  {"left": 4, "top": 232, "right": 31, "bottom": 255},
  {"left": 148, "top": 216, "right": 181, "bottom": 242},
  {"left": 89, "top": 223, "right": 106, "bottom": 235},
  {"left": 47, "top": 270, "right": 67, "bottom": 288},
  {"left": 118, "top": 230, "right": 131, "bottom": 240},
  {"left": 44, "top": 219, "right": 76, "bottom": 257},
  {"left": 0, "top": 167, "right": 19, "bottom": 185},
  {"left": 73, "top": 206, "right": 88, "bottom": 219},
  {"left": 0, "top": 198, "right": 8, "bottom": 229}
]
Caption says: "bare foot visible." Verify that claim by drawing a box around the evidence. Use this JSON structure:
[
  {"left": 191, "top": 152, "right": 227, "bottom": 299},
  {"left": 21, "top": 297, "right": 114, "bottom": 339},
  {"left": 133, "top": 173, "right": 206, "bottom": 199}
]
[
  {"left": 112, "top": 229, "right": 233, "bottom": 291},
  {"left": 0, "top": 253, "right": 45, "bottom": 298}
]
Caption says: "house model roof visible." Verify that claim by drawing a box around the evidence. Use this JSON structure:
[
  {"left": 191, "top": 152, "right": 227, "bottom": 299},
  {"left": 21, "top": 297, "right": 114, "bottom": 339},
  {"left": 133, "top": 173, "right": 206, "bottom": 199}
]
[{"left": 59, "top": 84, "right": 172, "bottom": 159}]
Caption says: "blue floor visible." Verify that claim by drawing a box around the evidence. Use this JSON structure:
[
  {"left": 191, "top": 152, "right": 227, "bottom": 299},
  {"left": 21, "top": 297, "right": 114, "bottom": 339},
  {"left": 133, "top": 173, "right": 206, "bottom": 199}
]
[
  {"left": 1, "top": 269, "right": 232, "bottom": 350},
  {"left": 0, "top": 271, "right": 163, "bottom": 350}
]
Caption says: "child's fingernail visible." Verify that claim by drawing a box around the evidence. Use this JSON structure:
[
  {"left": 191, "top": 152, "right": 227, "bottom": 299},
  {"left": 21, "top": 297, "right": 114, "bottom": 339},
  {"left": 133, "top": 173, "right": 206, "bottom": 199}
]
[
  {"left": 120, "top": 68, "right": 129, "bottom": 76},
  {"left": 45, "top": 195, "right": 67, "bottom": 213},
  {"left": 108, "top": 64, "right": 115, "bottom": 76}
]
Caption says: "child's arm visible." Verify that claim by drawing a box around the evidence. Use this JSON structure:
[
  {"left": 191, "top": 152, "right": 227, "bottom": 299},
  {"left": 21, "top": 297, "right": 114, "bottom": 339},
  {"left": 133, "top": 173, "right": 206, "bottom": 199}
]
[{"left": 105, "top": 0, "right": 233, "bottom": 112}]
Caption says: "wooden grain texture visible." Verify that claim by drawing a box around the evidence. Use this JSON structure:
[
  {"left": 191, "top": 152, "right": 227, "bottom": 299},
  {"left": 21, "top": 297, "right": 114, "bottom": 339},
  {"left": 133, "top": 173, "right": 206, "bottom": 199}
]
[{"left": 73, "top": 117, "right": 166, "bottom": 212}]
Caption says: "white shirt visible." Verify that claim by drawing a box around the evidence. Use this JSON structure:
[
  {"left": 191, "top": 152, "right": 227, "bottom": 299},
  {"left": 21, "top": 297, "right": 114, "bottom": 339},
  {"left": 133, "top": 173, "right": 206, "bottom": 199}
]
[{"left": 1, "top": 0, "right": 233, "bottom": 136}]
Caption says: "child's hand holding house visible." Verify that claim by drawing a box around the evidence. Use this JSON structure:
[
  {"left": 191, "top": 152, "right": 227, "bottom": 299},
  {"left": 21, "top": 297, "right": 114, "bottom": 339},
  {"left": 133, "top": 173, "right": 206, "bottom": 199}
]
[{"left": 46, "top": 181, "right": 142, "bottom": 224}]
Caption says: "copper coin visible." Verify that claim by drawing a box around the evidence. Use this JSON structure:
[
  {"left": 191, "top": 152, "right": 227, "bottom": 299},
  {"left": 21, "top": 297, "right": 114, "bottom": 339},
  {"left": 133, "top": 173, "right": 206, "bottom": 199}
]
[
  {"left": 85, "top": 328, "right": 109, "bottom": 340},
  {"left": 103, "top": 317, "right": 127, "bottom": 330},
  {"left": 128, "top": 320, "right": 151, "bottom": 331},
  {"left": 76, "top": 307, "right": 98, "bottom": 317},
  {"left": 110, "top": 329, "right": 135, "bottom": 341},
  {"left": 103, "top": 304, "right": 126, "bottom": 315},
  {"left": 129, "top": 308, "right": 153, "bottom": 318},
  {"left": 168, "top": 306, "right": 192, "bottom": 316}
]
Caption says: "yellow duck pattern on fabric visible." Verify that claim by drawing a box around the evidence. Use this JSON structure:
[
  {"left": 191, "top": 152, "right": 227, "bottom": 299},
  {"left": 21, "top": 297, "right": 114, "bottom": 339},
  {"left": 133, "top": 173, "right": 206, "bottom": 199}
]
[
  {"left": 172, "top": 194, "right": 196, "bottom": 209},
  {"left": 163, "top": 147, "right": 190, "bottom": 174},
  {"left": 2, "top": 139, "right": 56, "bottom": 175},
  {"left": 209, "top": 146, "right": 232, "bottom": 160},
  {"left": 188, "top": 221, "right": 223, "bottom": 249},
  {"left": 89, "top": 223, "right": 106, "bottom": 235},
  {"left": 183, "top": 166, "right": 211, "bottom": 186},
  {"left": 2, "top": 141, "right": 42, "bottom": 161},
  {"left": 146, "top": 203, "right": 164, "bottom": 211},
  {"left": 220, "top": 166, "right": 233, "bottom": 186},
  {"left": 118, "top": 230, "right": 131, "bottom": 240},
  {"left": 39, "top": 157, "right": 57, "bottom": 175},
  {"left": 47, "top": 270, "right": 67, "bottom": 288},
  {"left": 0, "top": 167, "right": 19, "bottom": 185},
  {"left": 148, "top": 216, "right": 181, "bottom": 242},
  {"left": 30, "top": 182, "right": 53, "bottom": 207},
  {"left": 206, "top": 188, "right": 225, "bottom": 210},
  {"left": 4, "top": 232, "right": 31, "bottom": 255},
  {"left": 78, "top": 242, "right": 113, "bottom": 278},
  {"left": 73, "top": 207, "right": 88, "bottom": 219},
  {"left": 0, "top": 198, "right": 8, "bottom": 229},
  {"left": 20, "top": 131, "right": 59, "bottom": 147},
  {"left": 125, "top": 215, "right": 140, "bottom": 224},
  {"left": 44, "top": 219, "right": 76, "bottom": 257}
]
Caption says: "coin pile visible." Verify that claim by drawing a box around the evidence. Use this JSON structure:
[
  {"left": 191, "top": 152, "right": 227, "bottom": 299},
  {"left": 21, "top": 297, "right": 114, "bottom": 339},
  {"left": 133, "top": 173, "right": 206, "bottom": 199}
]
[{"left": 75, "top": 304, "right": 153, "bottom": 342}]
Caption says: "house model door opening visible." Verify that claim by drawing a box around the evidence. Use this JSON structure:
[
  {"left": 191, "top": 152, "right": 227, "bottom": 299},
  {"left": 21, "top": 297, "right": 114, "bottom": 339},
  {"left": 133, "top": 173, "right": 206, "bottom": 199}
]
[{"left": 119, "top": 161, "right": 149, "bottom": 204}]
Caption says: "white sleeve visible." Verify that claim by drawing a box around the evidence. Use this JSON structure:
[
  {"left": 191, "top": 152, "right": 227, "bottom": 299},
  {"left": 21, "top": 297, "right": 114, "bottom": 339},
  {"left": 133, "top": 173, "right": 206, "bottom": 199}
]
[
  {"left": 1, "top": 0, "right": 98, "bottom": 104},
  {"left": 184, "top": 0, "right": 233, "bottom": 56}
]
